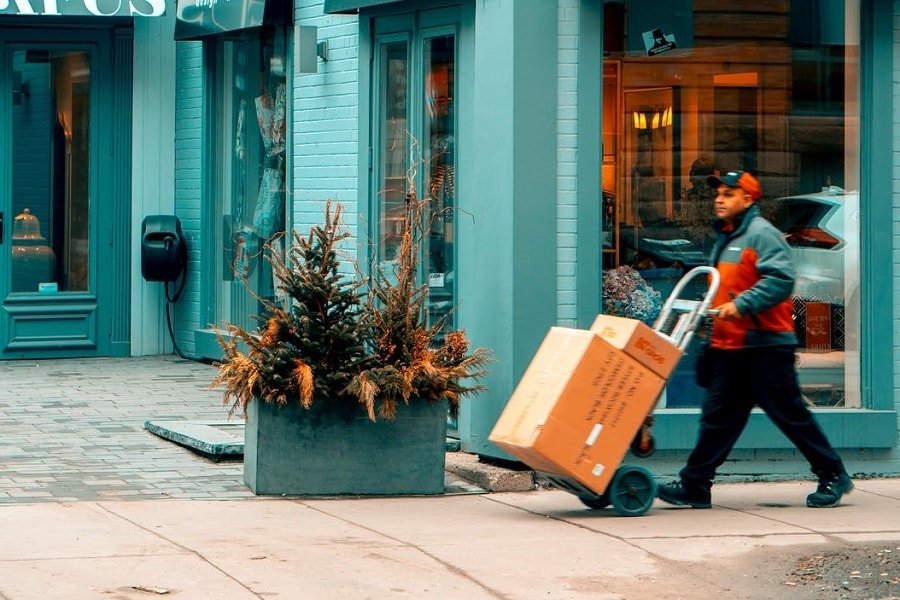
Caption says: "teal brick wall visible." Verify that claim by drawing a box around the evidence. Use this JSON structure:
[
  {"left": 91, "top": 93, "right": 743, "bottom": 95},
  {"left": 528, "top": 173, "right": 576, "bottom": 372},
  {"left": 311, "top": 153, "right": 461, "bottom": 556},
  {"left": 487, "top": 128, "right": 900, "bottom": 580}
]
[
  {"left": 294, "top": 1, "right": 362, "bottom": 252},
  {"left": 556, "top": 0, "right": 579, "bottom": 325},
  {"left": 174, "top": 42, "right": 204, "bottom": 357}
]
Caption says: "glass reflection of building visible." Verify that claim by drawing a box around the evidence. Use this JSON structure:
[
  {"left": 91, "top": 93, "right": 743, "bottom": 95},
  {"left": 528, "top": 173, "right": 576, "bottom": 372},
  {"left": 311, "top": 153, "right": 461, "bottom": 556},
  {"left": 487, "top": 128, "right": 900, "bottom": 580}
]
[{"left": 601, "top": 1, "right": 859, "bottom": 408}]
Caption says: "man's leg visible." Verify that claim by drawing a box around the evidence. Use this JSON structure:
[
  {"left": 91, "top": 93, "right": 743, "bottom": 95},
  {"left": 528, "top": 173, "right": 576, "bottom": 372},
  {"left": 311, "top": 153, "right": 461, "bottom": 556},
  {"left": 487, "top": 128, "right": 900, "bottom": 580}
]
[
  {"left": 658, "top": 350, "right": 754, "bottom": 507},
  {"left": 753, "top": 346, "right": 852, "bottom": 507}
]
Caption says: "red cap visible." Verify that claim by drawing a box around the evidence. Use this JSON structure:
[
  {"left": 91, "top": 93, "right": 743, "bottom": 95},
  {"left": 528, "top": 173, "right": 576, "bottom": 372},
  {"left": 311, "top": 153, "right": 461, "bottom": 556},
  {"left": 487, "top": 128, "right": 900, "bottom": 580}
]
[{"left": 707, "top": 171, "right": 761, "bottom": 200}]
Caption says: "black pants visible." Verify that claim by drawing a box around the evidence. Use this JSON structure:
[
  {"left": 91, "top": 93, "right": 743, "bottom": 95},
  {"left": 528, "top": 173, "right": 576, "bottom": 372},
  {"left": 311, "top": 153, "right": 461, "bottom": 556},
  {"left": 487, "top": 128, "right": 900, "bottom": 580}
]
[{"left": 680, "top": 346, "right": 845, "bottom": 488}]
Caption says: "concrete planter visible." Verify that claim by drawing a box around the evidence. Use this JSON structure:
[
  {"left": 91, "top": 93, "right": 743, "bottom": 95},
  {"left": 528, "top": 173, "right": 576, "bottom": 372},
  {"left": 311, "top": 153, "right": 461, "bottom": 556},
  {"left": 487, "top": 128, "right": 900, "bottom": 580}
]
[{"left": 244, "top": 397, "right": 449, "bottom": 496}]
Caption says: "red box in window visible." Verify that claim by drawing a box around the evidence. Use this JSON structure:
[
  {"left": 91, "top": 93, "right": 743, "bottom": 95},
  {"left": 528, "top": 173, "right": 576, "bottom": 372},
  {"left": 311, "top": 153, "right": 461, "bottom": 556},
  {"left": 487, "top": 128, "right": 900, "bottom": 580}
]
[{"left": 804, "top": 301, "right": 832, "bottom": 352}]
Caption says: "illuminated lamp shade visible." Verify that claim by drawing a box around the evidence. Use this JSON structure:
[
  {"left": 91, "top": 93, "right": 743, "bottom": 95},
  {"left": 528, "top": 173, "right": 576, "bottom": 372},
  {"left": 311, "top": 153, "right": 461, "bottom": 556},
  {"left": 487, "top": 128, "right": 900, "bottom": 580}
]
[{"left": 632, "top": 111, "right": 648, "bottom": 130}]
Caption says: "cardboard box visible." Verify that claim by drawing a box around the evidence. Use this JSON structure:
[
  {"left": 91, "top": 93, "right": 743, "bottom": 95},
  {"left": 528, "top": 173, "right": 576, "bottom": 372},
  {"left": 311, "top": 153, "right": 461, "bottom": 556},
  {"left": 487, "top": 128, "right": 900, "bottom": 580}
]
[
  {"left": 589, "top": 314, "right": 682, "bottom": 379},
  {"left": 488, "top": 326, "right": 674, "bottom": 495}
]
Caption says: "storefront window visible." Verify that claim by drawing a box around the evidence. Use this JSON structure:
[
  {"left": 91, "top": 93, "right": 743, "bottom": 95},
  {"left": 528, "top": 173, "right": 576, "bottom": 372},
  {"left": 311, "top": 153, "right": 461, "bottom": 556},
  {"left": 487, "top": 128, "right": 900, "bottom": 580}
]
[
  {"left": 10, "top": 49, "right": 91, "bottom": 294},
  {"left": 374, "top": 28, "right": 457, "bottom": 331},
  {"left": 210, "top": 27, "right": 287, "bottom": 332},
  {"left": 602, "top": 1, "right": 860, "bottom": 408}
]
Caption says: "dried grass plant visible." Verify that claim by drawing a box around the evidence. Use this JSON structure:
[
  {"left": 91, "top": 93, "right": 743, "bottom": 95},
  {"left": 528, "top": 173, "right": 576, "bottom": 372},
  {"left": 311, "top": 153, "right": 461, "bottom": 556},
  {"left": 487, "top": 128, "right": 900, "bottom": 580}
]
[{"left": 212, "top": 183, "right": 491, "bottom": 423}]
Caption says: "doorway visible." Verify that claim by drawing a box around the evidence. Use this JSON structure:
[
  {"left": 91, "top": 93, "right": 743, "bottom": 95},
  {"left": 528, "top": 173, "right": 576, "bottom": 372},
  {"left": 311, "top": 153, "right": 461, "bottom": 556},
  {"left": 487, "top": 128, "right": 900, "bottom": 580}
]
[{"left": 0, "top": 24, "right": 131, "bottom": 358}]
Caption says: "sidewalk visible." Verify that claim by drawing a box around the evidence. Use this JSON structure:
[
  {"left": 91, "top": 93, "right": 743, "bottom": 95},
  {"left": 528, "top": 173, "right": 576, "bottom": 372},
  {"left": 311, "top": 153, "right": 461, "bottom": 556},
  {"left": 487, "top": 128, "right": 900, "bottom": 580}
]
[{"left": 1, "top": 355, "right": 899, "bottom": 599}]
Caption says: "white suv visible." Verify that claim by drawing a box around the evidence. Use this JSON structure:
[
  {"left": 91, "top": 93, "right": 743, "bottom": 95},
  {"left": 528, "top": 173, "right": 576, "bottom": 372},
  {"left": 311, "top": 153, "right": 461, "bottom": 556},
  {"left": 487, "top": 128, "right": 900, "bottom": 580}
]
[
  {"left": 767, "top": 186, "right": 859, "bottom": 406},
  {"left": 768, "top": 186, "right": 858, "bottom": 306}
]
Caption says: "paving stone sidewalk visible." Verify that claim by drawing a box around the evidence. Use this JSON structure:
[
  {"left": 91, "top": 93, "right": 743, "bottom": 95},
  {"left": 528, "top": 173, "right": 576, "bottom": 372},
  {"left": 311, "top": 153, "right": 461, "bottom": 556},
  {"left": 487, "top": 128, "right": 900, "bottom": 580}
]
[{"left": 0, "top": 356, "right": 253, "bottom": 503}]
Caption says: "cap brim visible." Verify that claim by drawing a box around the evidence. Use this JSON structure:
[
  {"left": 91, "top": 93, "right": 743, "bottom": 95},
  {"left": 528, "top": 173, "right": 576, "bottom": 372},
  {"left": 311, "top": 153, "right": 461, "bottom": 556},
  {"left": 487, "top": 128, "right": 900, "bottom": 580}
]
[{"left": 707, "top": 175, "right": 726, "bottom": 188}]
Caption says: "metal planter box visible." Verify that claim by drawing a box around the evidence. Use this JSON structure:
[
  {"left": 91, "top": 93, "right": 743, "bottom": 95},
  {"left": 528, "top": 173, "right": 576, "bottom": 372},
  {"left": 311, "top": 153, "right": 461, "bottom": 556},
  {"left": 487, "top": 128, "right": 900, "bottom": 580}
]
[{"left": 244, "top": 397, "right": 449, "bottom": 496}]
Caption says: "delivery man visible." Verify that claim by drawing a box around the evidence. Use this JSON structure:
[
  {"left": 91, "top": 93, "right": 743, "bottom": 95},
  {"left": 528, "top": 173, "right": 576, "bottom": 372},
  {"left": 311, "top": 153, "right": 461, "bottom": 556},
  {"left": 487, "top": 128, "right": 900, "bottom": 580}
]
[{"left": 656, "top": 171, "right": 852, "bottom": 509}]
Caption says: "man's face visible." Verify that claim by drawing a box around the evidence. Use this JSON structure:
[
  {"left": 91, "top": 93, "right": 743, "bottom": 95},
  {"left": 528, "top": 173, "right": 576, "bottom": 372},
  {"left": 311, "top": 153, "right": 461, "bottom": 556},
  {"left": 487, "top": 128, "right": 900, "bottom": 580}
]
[{"left": 713, "top": 184, "right": 754, "bottom": 225}]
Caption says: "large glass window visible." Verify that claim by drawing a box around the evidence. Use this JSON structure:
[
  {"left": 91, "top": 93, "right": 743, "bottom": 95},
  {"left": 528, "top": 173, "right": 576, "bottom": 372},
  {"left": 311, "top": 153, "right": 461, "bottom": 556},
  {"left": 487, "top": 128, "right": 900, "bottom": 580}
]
[
  {"left": 374, "top": 22, "right": 457, "bottom": 332},
  {"left": 601, "top": 1, "right": 860, "bottom": 408},
  {"left": 209, "top": 27, "right": 287, "bottom": 332}
]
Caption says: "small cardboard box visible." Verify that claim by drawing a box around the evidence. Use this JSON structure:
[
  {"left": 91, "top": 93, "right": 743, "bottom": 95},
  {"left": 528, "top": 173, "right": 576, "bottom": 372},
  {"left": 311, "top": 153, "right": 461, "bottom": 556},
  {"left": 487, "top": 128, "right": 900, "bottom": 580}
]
[
  {"left": 589, "top": 314, "right": 682, "bottom": 379},
  {"left": 488, "top": 326, "right": 671, "bottom": 495}
]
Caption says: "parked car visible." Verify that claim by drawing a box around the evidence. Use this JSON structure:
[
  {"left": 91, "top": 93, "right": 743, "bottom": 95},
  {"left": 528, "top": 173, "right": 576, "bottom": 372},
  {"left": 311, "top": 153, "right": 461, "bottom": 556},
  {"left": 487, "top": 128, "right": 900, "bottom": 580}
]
[
  {"left": 767, "top": 186, "right": 859, "bottom": 406},
  {"left": 767, "top": 186, "right": 859, "bottom": 306}
]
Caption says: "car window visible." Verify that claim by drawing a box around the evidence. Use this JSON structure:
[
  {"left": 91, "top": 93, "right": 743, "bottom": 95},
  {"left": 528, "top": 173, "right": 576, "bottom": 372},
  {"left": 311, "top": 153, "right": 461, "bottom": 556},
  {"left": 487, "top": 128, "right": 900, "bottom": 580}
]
[{"left": 771, "top": 198, "right": 842, "bottom": 249}]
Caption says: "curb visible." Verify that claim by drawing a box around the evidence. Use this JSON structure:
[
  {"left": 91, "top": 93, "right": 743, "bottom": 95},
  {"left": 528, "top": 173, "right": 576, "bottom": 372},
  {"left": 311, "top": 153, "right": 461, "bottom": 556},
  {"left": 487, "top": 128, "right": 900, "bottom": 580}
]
[{"left": 444, "top": 451, "right": 536, "bottom": 492}]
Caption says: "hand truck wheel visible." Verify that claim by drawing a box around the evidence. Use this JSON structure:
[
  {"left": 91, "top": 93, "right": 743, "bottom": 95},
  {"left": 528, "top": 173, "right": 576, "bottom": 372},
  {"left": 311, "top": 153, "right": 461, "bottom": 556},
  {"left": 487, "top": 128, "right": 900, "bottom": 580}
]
[
  {"left": 609, "top": 465, "right": 658, "bottom": 517},
  {"left": 577, "top": 493, "right": 610, "bottom": 510}
]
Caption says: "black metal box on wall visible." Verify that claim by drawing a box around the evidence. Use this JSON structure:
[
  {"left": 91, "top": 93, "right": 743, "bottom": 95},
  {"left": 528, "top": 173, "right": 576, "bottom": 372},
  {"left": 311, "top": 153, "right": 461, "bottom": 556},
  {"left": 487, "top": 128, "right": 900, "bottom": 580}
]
[{"left": 141, "top": 215, "right": 186, "bottom": 282}]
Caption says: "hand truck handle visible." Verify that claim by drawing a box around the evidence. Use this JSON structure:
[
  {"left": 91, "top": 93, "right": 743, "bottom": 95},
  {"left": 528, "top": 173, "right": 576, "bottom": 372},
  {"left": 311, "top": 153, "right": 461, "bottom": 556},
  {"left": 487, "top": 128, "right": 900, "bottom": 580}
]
[{"left": 652, "top": 266, "right": 721, "bottom": 351}]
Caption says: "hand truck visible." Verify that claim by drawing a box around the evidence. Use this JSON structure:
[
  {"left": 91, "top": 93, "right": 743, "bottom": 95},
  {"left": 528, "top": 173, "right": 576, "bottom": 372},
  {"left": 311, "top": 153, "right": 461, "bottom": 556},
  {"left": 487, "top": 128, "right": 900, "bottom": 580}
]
[{"left": 539, "top": 266, "right": 720, "bottom": 516}]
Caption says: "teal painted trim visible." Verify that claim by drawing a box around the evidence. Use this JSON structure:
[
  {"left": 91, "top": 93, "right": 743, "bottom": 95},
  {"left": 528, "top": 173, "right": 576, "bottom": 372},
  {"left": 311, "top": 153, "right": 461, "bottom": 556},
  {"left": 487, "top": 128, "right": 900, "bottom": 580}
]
[
  {"left": 110, "top": 27, "right": 133, "bottom": 355},
  {"left": 860, "top": 0, "right": 892, "bottom": 411},
  {"left": 575, "top": 1, "right": 602, "bottom": 329},
  {"left": 194, "top": 328, "right": 224, "bottom": 362},
  {"left": 356, "top": 16, "right": 374, "bottom": 269},
  {"left": 654, "top": 409, "right": 898, "bottom": 450},
  {"left": 324, "top": 0, "right": 403, "bottom": 14},
  {"left": 463, "top": 1, "right": 560, "bottom": 456},
  {"left": 510, "top": 1, "right": 558, "bottom": 368}
]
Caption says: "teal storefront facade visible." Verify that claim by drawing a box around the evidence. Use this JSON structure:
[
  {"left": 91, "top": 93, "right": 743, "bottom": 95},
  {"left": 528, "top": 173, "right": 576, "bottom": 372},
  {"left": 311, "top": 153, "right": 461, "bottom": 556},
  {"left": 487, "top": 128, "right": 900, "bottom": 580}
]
[
  {"left": 0, "top": 8, "right": 176, "bottom": 359},
  {"left": 168, "top": 0, "right": 900, "bottom": 479}
]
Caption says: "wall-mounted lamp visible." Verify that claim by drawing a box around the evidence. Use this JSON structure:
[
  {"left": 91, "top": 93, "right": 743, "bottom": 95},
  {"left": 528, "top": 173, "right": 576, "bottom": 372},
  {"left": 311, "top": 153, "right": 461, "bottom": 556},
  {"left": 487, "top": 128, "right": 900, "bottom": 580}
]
[
  {"left": 632, "top": 106, "right": 672, "bottom": 130},
  {"left": 295, "top": 25, "right": 319, "bottom": 74},
  {"left": 317, "top": 40, "right": 328, "bottom": 62}
]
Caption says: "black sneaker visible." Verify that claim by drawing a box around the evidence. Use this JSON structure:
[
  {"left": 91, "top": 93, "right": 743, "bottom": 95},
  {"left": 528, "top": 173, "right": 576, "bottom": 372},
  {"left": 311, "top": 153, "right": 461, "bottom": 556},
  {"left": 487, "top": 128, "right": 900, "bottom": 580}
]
[
  {"left": 657, "top": 480, "right": 712, "bottom": 509},
  {"left": 806, "top": 473, "right": 853, "bottom": 508}
]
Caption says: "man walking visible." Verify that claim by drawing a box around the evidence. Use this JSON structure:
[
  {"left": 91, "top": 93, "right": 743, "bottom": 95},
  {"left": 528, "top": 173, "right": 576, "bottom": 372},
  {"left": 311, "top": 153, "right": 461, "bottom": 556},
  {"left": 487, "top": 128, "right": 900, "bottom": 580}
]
[{"left": 657, "top": 171, "right": 852, "bottom": 509}]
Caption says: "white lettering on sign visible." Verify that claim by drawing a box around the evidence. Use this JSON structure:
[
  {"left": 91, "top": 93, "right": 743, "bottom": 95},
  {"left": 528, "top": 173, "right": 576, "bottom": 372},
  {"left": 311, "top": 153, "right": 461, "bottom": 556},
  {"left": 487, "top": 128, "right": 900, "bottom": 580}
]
[{"left": 0, "top": 0, "right": 164, "bottom": 16}]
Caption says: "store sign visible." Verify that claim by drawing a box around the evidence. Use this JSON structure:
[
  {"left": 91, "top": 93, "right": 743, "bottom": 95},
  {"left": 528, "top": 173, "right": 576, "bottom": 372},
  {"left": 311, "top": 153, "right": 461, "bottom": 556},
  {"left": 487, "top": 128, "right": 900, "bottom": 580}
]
[
  {"left": 642, "top": 28, "right": 677, "bottom": 57},
  {"left": 0, "top": 0, "right": 164, "bottom": 16},
  {"left": 175, "top": 0, "right": 290, "bottom": 40}
]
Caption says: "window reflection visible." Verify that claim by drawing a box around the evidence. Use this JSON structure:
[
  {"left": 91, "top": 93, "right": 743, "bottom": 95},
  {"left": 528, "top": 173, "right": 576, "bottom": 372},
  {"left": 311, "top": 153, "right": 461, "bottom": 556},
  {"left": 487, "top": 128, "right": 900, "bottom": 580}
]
[
  {"left": 375, "top": 34, "right": 457, "bottom": 331},
  {"left": 10, "top": 49, "right": 90, "bottom": 294},
  {"left": 377, "top": 41, "right": 408, "bottom": 266},
  {"left": 212, "top": 28, "right": 287, "bottom": 333},
  {"left": 424, "top": 35, "right": 456, "bottom": 330},
  {"left": 602, "top": 1, "right": 859, "bottom": 408}
]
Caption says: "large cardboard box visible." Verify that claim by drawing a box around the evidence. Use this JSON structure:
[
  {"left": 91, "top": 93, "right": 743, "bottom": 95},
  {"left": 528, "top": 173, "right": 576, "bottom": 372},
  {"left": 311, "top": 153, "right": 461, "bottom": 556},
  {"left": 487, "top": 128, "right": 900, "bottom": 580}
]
[
  {"left": 489, "top": 326, "right": 678, "bottom": 495},
  {"left": 589, "top": 314, "right": 682, "bottom": 379}
]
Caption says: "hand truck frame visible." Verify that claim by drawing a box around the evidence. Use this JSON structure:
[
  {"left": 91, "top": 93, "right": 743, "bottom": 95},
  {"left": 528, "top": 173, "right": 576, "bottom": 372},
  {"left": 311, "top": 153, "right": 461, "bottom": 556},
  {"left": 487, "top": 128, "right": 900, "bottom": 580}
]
[{"left": 539, "top": 266, "right": 720, "bottom": 516}]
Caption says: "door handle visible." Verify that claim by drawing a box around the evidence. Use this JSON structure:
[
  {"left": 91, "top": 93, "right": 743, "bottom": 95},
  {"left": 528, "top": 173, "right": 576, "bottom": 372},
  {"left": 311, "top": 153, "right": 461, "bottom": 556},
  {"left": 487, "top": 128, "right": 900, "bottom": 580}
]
[{"left": 0, "top": 211, "right": 3, "bottom": 244}]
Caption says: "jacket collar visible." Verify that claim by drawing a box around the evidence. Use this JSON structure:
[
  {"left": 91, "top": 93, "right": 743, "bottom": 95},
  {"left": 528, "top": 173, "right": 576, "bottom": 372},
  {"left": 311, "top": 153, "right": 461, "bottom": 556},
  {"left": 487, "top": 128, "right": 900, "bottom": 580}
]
[{"left": 713, "top": 203, "right": 760, "bottom": 237}]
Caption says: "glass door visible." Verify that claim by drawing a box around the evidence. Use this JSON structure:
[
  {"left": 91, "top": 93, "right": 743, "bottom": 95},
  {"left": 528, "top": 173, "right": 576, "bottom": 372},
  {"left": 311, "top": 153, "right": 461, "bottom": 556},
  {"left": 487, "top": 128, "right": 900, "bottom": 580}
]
[
  {"left": 209, "top": 27, "right": 288, "bottom": 335},
  {"left": 1, "top": 31, "right": 117, "bottom": 357},
  {"left": 373, "top": 13, "right": 458, "bottom": 332}
]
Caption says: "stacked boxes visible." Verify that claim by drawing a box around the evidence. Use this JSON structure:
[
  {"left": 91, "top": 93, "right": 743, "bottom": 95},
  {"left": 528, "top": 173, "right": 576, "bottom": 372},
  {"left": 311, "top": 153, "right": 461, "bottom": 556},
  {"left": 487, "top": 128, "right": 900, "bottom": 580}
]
[{"left": 489, "top": 315, "right": 681, "bottom": 495}]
